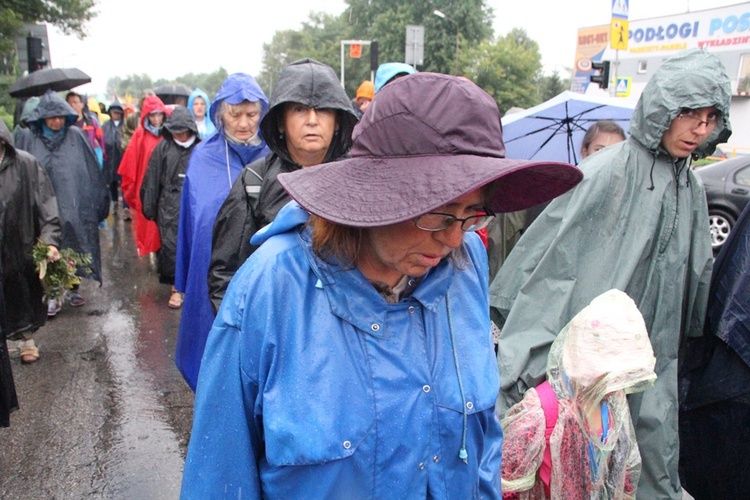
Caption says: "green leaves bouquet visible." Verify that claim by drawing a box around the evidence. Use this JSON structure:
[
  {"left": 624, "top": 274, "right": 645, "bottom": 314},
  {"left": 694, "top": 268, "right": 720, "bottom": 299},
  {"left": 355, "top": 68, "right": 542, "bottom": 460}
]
[{"left": 33, "top": 240, "right": 92, "bottom": 301}]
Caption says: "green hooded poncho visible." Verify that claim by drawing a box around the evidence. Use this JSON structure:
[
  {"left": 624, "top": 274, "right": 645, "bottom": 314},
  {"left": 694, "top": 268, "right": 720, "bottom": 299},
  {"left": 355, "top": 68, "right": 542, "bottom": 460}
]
[{"left": 490, "top": 48, "right": 731, "bottom": 498}]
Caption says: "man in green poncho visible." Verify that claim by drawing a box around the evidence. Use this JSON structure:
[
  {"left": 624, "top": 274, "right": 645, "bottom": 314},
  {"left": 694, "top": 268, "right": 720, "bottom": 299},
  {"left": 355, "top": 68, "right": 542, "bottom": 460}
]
[{"left": 490, "top": 48, "right": 731, "bottom": 498}]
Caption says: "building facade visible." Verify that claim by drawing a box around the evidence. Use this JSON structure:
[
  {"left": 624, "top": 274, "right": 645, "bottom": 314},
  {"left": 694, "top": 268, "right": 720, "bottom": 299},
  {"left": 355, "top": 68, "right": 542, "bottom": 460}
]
[{"left": 574, "top": 2, "right": 750, "bottom": 146}]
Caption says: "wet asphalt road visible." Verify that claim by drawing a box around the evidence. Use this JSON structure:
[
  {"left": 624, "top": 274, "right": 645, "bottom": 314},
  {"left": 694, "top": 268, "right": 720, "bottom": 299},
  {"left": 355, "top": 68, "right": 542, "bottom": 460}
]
[{"left": 0, "top": 211, "right": 194, "bottom": 499}]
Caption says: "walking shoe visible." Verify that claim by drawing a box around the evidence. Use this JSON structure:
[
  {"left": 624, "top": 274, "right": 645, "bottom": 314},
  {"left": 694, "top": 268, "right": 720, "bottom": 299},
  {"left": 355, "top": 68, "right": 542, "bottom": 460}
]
[
  {"left": 47, "top": 298, "right": 62, "bottom": 317},
  {"left": 20, "top": 339, "right": 39, "bottom": 364},
  {"left": 67, "top": 291, "right": 87, "bottom": 307}
]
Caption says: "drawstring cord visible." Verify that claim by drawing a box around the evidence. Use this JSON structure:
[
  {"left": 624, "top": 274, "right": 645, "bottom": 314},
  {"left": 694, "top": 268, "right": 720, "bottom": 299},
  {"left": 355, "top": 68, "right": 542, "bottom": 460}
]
[
  {"left": 647, "top": 154, "right": 657, "bottom": 191},
  {"left": 224, "top": 139, "right": 232, "bottom": 189},
  {"left": 446, "top": 294, "right": 469, "bottom": 464}
]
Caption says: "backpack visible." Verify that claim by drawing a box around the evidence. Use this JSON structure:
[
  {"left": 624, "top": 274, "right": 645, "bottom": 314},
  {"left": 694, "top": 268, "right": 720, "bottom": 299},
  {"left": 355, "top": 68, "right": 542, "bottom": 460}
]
[{"left": 535, "top": 381, "right": 559, "bottom": 497}]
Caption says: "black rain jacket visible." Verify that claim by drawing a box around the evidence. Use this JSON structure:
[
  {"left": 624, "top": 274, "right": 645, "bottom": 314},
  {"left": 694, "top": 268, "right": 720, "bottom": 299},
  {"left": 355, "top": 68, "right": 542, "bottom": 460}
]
[
  {"left": 208, "top": 58, "right": 358, "bottom": 312},
  {"left": 0, "top": 117, "right": 61, "bottom": 337},
  {"left": 140, "top": 106, "right": 199, "bottom": 282}
]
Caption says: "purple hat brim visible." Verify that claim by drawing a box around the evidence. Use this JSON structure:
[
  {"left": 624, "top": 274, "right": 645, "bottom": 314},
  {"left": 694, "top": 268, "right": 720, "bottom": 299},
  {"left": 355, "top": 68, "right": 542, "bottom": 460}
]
[{"left": 278, "top": 155, "right": 582, "bottom": 227}]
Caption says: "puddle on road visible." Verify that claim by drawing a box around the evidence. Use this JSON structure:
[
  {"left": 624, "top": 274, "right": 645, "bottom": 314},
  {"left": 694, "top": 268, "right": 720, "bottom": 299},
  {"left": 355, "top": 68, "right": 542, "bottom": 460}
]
[{"left": 95, "top": 308, "right": 185, "bottom": 498}]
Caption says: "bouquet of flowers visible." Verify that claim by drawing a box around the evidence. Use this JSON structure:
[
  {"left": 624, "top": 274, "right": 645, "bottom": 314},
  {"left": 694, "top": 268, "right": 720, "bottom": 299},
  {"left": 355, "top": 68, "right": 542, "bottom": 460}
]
[{"left": 32, "top": 240, "right": 93, "bottom": 301}]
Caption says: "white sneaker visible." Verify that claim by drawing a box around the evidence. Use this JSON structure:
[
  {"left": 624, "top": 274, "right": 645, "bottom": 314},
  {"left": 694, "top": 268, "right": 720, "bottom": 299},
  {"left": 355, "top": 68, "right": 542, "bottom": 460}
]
[{"left": 47, "top": 298, "right": 62, "bottom": 317}]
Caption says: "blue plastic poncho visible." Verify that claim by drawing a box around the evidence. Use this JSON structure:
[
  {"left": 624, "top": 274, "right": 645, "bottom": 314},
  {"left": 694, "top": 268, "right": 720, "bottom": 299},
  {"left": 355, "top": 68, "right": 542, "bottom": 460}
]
[{"left": 174, "top": 74, "right": 268, "bottom": 391}]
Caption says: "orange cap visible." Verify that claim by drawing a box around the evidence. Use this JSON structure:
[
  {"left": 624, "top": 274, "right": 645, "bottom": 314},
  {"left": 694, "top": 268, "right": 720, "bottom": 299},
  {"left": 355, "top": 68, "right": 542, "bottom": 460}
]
[{"left": 356, "top": 80, "right": 374, "bottom": 100}]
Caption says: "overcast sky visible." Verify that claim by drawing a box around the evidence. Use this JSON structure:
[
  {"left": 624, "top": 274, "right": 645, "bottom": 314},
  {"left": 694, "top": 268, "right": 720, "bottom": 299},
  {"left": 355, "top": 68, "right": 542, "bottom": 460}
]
[{"left": 46, "top": 0, "right": 739, "bottom": 97}]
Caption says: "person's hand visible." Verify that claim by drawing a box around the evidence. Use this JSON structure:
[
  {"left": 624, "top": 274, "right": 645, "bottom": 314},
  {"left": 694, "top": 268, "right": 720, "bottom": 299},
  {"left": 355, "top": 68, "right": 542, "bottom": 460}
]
[{"left": 47, "top": 245, "right": 61, "bottom": 262}]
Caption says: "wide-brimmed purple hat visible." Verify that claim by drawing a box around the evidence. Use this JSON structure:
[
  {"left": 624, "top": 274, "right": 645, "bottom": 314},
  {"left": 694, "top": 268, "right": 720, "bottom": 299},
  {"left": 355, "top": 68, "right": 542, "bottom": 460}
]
[{"left": 278, "top": 73, "right": 582, "bottom": 227}]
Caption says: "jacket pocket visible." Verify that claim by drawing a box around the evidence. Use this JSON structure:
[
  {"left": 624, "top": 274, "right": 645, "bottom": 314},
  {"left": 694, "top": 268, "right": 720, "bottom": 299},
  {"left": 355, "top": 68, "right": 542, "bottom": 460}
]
[{"left": 264, "top": 400, "right": 376, "bottom": 466}]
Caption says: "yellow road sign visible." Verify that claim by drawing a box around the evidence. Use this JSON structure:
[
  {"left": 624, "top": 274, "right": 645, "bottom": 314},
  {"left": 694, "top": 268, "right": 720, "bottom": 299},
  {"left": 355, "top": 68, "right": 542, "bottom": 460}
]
[{"left": 611, "top": 19, "right": 629, "bottom": 50}]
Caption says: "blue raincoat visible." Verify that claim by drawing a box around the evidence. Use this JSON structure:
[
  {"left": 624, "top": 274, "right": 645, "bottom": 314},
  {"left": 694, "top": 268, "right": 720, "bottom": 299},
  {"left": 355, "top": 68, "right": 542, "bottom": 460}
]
[
  {"left": 187, "top": 88, "right": 215, "bottom": 139},
  {"left": 181, "top": 201, "right": 503, "bottom": 498},
  {"left": 175, "top": 74, "right": 268, "bottom": 391}
]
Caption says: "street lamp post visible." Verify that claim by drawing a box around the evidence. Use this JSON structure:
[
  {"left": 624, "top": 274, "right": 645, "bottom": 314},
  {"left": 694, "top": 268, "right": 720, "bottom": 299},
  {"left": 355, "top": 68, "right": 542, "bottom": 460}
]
[{"left": 433, "top": 9, "right": 459, "bottom": 75}]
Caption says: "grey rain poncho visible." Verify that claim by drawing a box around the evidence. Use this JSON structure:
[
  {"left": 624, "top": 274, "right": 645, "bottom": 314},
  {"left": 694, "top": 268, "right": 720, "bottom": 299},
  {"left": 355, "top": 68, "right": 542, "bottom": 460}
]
[
  {"left": 16, "top": 90, "right": 109, "bottom": 283},
  {"left": 501, "top": 290, "right": 656, "bottom": 499},
  {"left": 490, "top": 49, "right": 731, "bottom": 498}
]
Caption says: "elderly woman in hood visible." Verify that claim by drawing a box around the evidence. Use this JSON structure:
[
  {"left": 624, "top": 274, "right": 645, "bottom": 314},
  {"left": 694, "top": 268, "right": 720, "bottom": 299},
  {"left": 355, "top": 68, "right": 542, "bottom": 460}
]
[
  {"left": 180, "top": 73, "right": 582, "bottom": 499},
  {"left": 174, "top": 73, "right": 268, "bottom": 391},
  {"left": 490, "top": 48, "right": 730, "bottom": 498},
  {"left": 15, "top": 90, "right": 109, "bottom": 314},
  {"left": 208, "top": 58, "right": 359, "bottom": 314},
  {"left": 140, "top": 106, "right": 200, "bottom": 307}
]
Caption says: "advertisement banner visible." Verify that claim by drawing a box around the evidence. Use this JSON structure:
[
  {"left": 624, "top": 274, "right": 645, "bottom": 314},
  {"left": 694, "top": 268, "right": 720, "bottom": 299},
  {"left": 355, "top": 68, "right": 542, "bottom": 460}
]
[
  {"left": 572, "top": 25, "right": 610, "bottom": 94},
  {"left": 575, "top": 3, "right": 750, "bottom": 95}
]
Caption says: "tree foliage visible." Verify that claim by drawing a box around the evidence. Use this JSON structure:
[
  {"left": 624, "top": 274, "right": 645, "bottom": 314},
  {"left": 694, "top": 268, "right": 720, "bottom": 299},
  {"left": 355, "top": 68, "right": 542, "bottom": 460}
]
[
  {"left": 259, "top": 0, "right": 494, "bottom": 98},
  {"left": 0, "top": 0, "right": 96, "bottom": 55},
  {"left": 106, "top": 68, "right": 230, "bottom": 105},
  {"left": 258, "top": 12, "right": 350, "bottom": 95},
  {"left": 463, "top": 28, "right": 543, "bottom": 114},
  {"left": 537, "top": 70, "right": 570, "bottom": 103}
]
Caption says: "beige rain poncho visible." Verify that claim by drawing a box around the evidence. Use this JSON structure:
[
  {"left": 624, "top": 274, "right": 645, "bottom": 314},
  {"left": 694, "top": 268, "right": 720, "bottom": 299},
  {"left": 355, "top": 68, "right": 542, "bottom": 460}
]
[{"left": 501, "top": 290, "right": 656, "bottom": 499}]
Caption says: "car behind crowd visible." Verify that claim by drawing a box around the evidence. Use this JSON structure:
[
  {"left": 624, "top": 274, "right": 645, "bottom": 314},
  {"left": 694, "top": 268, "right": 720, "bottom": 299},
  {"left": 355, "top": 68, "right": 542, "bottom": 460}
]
[{"left": 695, "top": 155, "right": 750, "bottom": 250}]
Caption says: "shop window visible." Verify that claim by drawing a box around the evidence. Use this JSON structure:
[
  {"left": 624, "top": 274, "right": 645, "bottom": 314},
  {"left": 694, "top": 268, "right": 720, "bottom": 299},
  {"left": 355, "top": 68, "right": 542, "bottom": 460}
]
[{"left": 737, "top": 54, "right": 750, "bottom": 95}]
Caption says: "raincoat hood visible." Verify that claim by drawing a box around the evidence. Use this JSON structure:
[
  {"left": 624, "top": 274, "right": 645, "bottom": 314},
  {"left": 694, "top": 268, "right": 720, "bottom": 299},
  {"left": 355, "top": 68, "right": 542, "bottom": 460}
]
[
  {"left": 209, "top": 73, "right": 268, "bottom": 131},
  {"left": 139, "top": 95, "right": 167, "bottom": 128},
  {"left": 108, "top": 98, "right": 124, "bottom": 114},
  {"left": 163, "top": 105, "right": 199, "bottom": 139},
  {"left": 87, "top": 96, "right": 106, "bottom": 123},
  {"left": 0, "top": 115, "right": 14, "bottom": 153},
  {"left": 188, "top": 89, "right": 211, "bottom": 117},
  {"left": 260, "top": 58, "right": 358, "bottom": 165},
  {"left": 629, "top": 48, "right": 732, "bottom": 158},
  {"left": 19, "top": 96, "right": 41, "bottom": 125},
  {"left": 548, "top": 289, "right": 657, "bottom": 412},
  {"left": 374, "top": 62, "right": 416, "bottom": 92},
  {"left": 26, "top": 90, "right": 78, "bottom": 132}
]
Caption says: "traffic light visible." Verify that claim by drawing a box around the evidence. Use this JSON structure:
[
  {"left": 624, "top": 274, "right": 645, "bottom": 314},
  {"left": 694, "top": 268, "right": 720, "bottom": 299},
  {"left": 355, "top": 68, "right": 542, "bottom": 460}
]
[
  {"left": 589, "top": 60, "right": 610, "bottom": 90},
  {"left": 27, "top": 36, "right": 47, "bottom": 73},
  {"left": 370, "top": 40, "right": 379, "bottom": 72}
]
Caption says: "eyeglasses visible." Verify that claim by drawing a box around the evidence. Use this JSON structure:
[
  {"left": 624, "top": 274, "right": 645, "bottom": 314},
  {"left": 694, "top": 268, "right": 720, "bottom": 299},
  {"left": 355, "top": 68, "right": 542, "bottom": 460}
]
[
  {"left": 414, "top": 210, "right": 495, "bottom": 232},
  {"left": 676, "top": 108, "right": 721, "bottom": 129}
]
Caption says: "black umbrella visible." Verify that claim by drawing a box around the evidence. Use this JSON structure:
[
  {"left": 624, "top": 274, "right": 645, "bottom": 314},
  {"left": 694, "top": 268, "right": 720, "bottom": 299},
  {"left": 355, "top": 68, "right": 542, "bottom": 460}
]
[
  {"left": 9, "top": 67, "right": 92, "bottom": 98},
  {"left": 154, "top": 83, "right": 191, "bottom": 105}
]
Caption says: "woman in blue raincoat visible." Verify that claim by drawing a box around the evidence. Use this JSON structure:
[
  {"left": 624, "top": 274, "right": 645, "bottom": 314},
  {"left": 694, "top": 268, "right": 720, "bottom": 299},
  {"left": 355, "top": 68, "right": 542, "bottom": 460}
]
[
  {"left": 174, "top": 74, "right": 268, "bottom": 391},
  {"left": 187, "top": 88, "right": 215, "bottom": 139},
  {"left": 180, "top": 74, "right": 582, "bottom": 498}
]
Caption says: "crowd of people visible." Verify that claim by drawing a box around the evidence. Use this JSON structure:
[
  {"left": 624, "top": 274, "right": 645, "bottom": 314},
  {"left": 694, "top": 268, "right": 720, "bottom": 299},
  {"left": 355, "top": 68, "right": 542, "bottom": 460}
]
[{"left": 0, "top": 50, "right": 747, "bottom": 498}]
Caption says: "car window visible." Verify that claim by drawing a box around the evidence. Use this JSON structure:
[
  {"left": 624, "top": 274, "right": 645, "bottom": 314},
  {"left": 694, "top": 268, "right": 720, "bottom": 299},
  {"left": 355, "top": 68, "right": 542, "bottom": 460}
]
[{"left": 736, "top": 166, "right": 750, "bottom": 187}]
